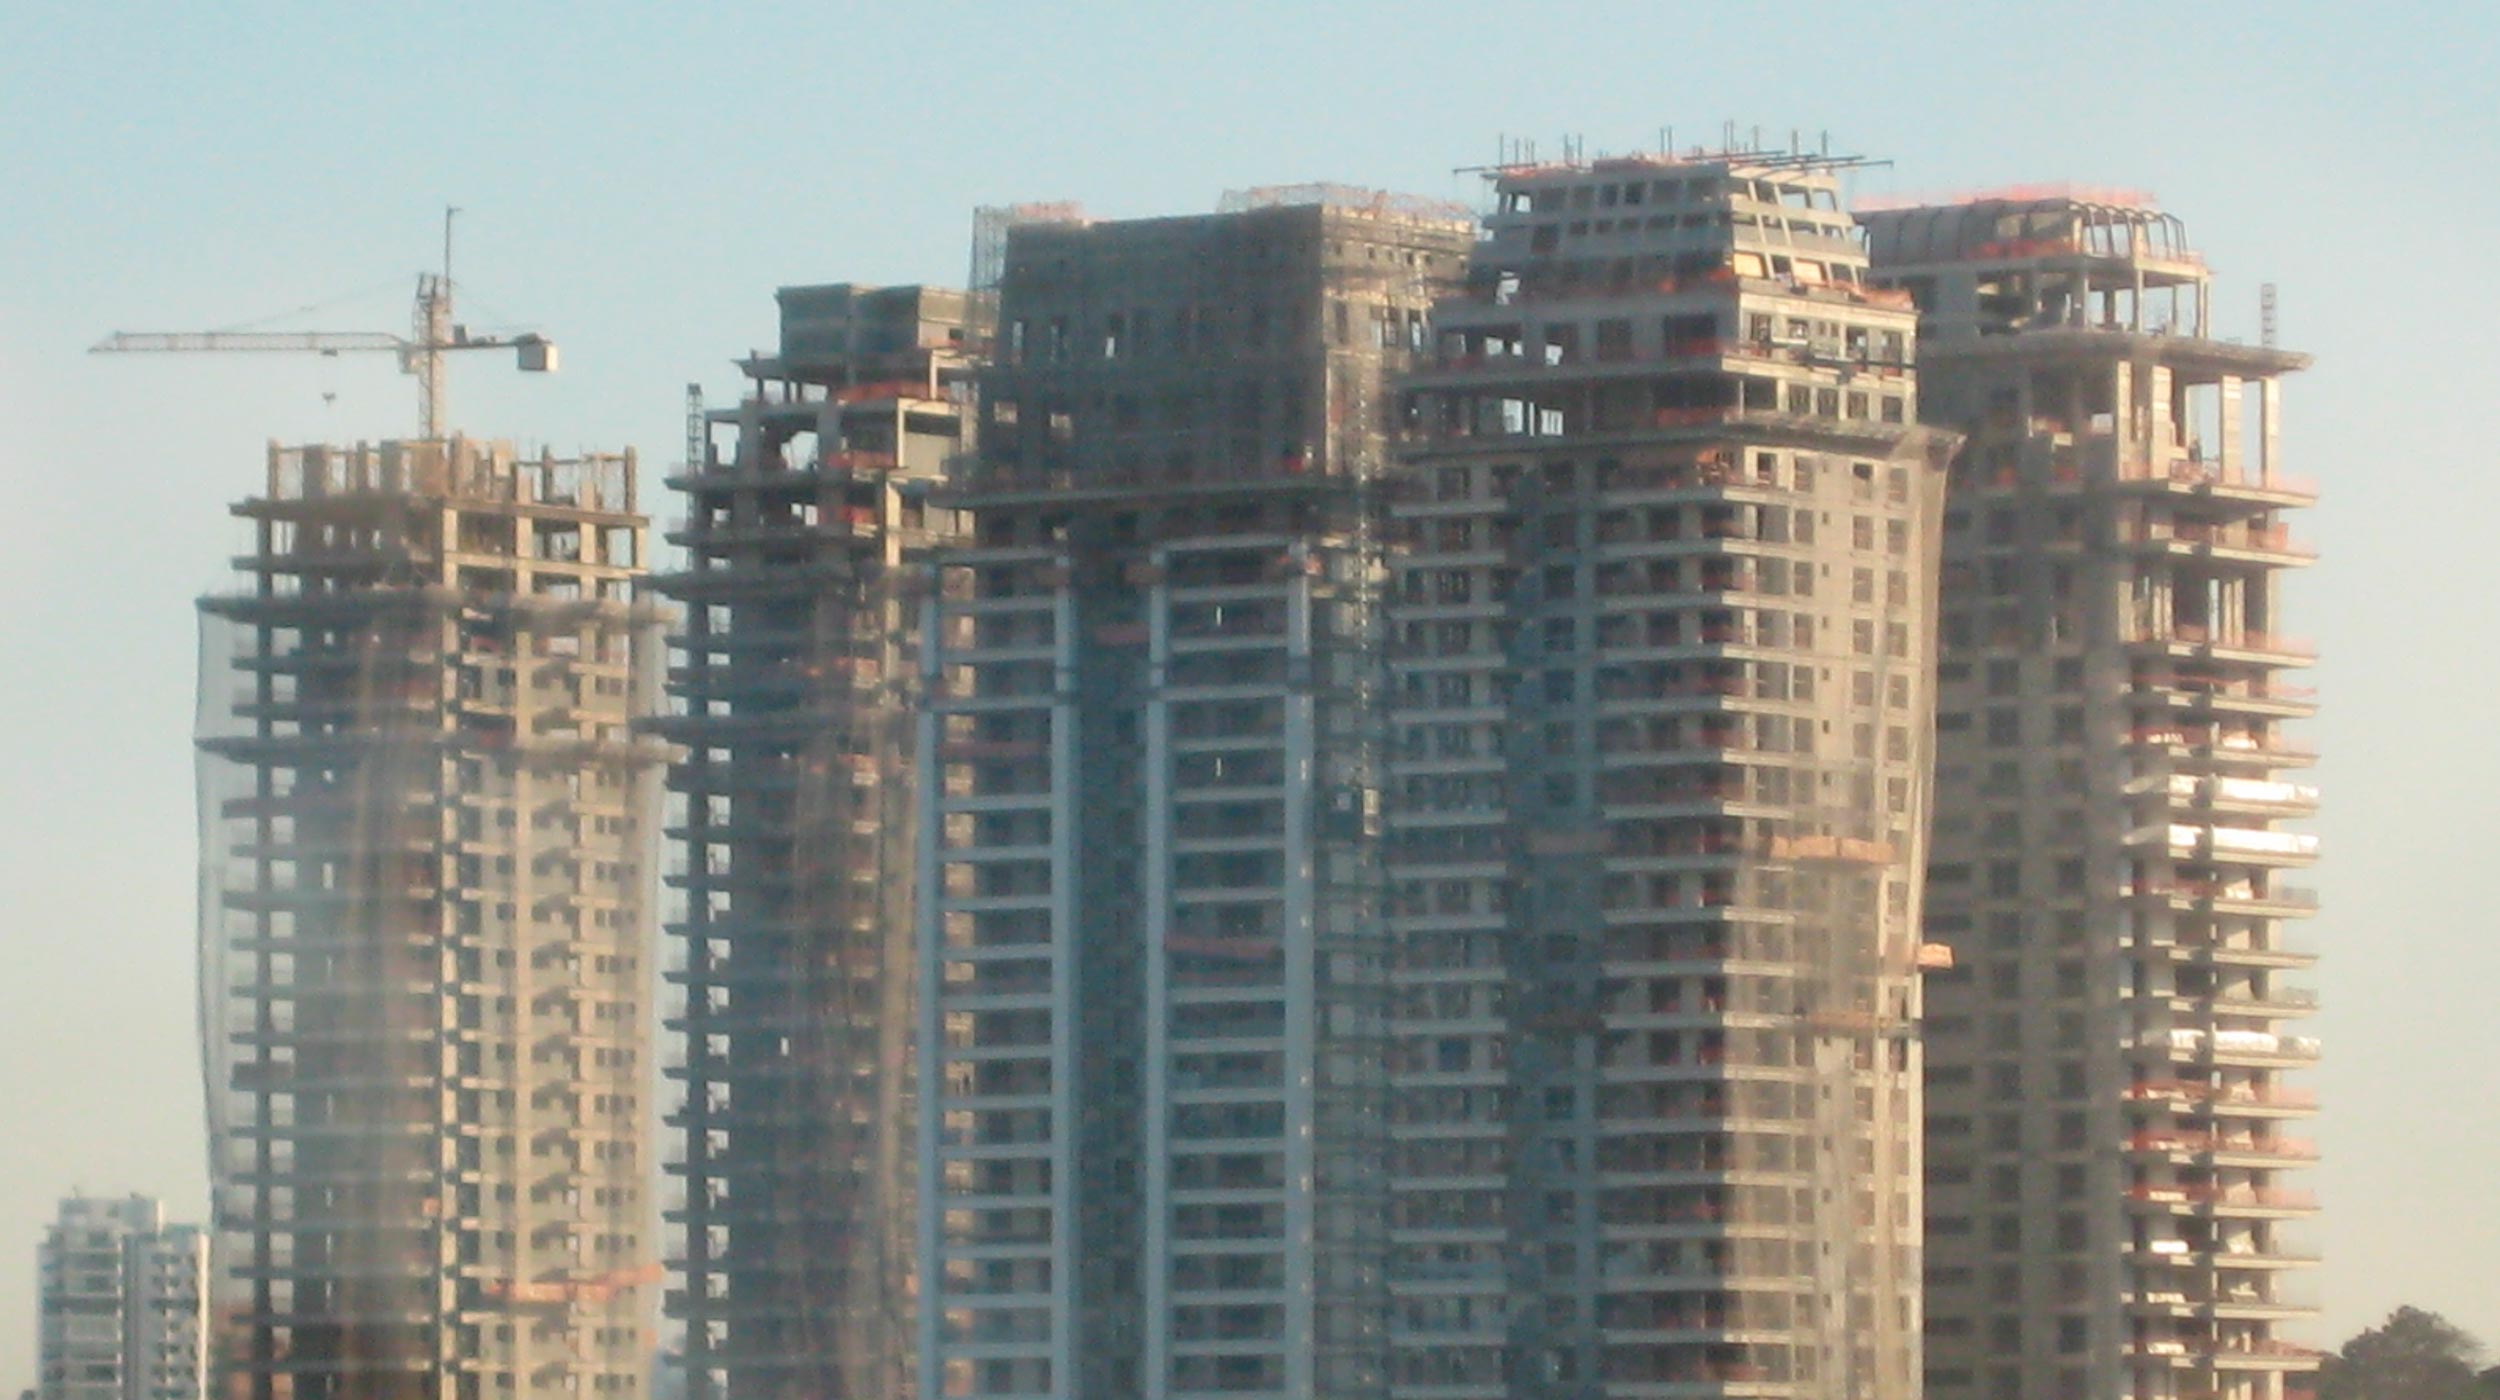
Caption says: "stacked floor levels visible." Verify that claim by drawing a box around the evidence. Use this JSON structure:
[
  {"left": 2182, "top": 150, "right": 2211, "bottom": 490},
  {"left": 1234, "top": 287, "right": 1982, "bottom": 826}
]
[
  {"left": 916, "top": 196, "right": 1469, "bottom": 1400},
  {"left": 198, "top": 439, "right": 666, "bottom": 1400},
  {"left": 1861, "top": 192, "right": 2319, "bottom": 1400},
  {"left": 36, "top": 1195, "right": 210, "bottom": 1400},
  {"left": 1385, "top": 155, "right": 1952, "bottom": 1400},
  {"left": 654, "top": 284, "right": 973, "bottom": 1400}
]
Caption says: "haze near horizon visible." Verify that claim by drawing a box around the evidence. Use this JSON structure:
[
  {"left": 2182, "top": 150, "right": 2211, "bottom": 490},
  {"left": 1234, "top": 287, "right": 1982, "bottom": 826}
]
[{"left": 2, "top": 1, "right": 2494, "bottom": 1390}]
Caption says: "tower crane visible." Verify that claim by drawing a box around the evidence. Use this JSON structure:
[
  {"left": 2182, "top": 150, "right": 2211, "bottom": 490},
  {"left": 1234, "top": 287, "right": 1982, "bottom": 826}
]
[{"left": 90, "top": 208, "right": 556, "bottom": 439}]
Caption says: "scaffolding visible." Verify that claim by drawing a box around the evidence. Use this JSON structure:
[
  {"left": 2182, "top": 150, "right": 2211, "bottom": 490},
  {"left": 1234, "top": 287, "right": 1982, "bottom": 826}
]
[
  {"left": 916, "top": 202, "right": 1466, "bottom": 1400},
  {"left": 966, "top": 204, "right": 1088, "bottom": 340}
]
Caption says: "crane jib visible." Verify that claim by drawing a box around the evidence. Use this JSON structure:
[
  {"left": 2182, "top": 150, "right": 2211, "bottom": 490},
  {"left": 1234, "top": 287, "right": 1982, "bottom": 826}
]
[{"left": 87, "top": 210, "right": 554, "bottom": 438}]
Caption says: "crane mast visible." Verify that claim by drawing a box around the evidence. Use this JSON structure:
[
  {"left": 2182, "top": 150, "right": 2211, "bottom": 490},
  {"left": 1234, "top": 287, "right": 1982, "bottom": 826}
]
[{"left": 413, "top": 208, "right": 455, "bottom": 439}]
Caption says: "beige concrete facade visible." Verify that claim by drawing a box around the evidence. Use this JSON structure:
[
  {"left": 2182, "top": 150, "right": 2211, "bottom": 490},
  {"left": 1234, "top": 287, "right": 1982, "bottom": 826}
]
[
  {"left": 1863, "top": 193, "right": 2320, "bottom": 1400},
  {"left": 198, "top": 439, "right": 667, "bottom": 1400},
  {"left": 1384, "top": 155, "right": 1952, "bottom": 1400}
]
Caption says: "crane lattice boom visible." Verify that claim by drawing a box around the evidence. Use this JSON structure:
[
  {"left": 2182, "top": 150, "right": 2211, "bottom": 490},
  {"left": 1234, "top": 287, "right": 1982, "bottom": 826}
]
[{"left": 91, "top": 331, "right": 411, "bottom": 355}]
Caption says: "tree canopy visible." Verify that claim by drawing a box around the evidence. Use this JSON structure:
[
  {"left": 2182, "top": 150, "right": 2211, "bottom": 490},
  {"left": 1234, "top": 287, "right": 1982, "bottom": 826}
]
[{"left": 2316, "top": 1307, "right": 2497, "bottom": 1400}]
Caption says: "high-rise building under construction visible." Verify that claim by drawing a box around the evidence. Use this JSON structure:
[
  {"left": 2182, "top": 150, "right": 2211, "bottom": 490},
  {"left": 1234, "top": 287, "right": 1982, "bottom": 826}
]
[
  {"left": 913, "top": 193, "right": 1469, "bottom": 1400},
  {"left": 1862, "top": 191, "right": 2319, "bottom": 1400},
  {"left": 1382, "top": 153, "right": 1953, "bottom": 1400},
  {"left": 198, "top": 438, "right": 667, "bottom": 1400},
  {"left": 644, "top": 160, "right": 2323, "bottom": 1400},
  {"left": 655, "top": 284, "right": 975, "bottom": 1400}
]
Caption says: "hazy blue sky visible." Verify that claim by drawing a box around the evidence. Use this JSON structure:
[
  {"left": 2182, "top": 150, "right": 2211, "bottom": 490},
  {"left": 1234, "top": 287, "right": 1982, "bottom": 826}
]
[{"left": 4, "top": 0, "right": 2495, "bottom": 1386}]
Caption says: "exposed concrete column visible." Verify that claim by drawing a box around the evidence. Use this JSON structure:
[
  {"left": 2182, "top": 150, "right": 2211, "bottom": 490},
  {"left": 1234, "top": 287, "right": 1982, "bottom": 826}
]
[
  {"left": 2145, "top": 363, "right": 2174, "bottom": 458},
  {"left": 2259, "top": 377, "right": 2282, "bottom": 487},
  {"left": 1278, "top": 549, "right": 1318, "bottom": 1400},
  {"left": 1140, "top": 552, "right": 1174, "bottom": 1400},
  {"left": 1046, "top": 570, "right": 1082, "bottom": 1400},
  {"left": 911, "top": 587, "right": 946, "bottom": 1400},
  {"left": 2218, "top": 376, "right": 2243, "bottom": 481},
  {"left": 2110, "top": 361, "right": 2135, "bottom": 473},
  {"left": 2247, "top": 562, "right": 2275, "bottom": 642}
]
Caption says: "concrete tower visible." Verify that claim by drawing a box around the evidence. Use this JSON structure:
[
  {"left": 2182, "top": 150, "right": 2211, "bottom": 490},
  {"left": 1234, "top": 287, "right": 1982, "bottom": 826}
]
[
  {"left": 1863, "top": 190, "right": 2320, "bottom": 1400},
  {"left": 655, "top": 284, "right": 975, "bottom": 1400},
  {"left": 914, "top": 193, "right": 1470, "bottom": 1400},
  {"left": 198, "top": 439, "right": 667, "bottom": 1400},
  {"left": 1384, "top": 153, "right": 1952, "bottom": 1400}
]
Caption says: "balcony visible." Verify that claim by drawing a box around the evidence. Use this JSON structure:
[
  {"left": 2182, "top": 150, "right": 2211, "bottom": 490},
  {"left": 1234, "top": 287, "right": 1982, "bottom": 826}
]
[
  {"left": 2112, "top": 454, "right": 2319, "bottom": 506},
  {"left": 2127, "top": 1283, "right": 2314, "bottom": 1320},
  {"left": 2126, "top": 624, "right": 2317, "bottom": 666},
  {"left": 2134, "top": 1028, "right": 2322, "bottom": 1067},
  {"left": 2142, "top": 773, "right": 2320, "bottom": 817},
  {"left": 2125, "top": 1129, "right": 2317, "bottom": 1164},
  {"left": 2121, "top": 880, "right": 2319, "bottom": 922},
  {"left": 2135, "top": 676, "right": 2318, "bottom": 720},
  {"left": 2115, "top": 519, "right": 2317, "bottom": 564},
  {"left": 2210, "top": 985, "right": 2319, "bottom": 1018},
  {"left": 2162, "top": 1083, "right": 2318, "bottom": 1121},
  {"left": 2125, "top": 724, "right": 2316, "bottom": 769},
  {"left": 2211, "top": 1246, "right": 2323, "bottom": 1271},
  {"left": 2123, "top": 1335, "right": 2323, "bottom": 1371},
  {"left": 2124, "top": 1184, "right": 2319, "bottom": 1217},
  {"left": 2206, "top": 1339, "right": 2328, "bottom": 1370},
  {"left": 2127, "top": 822, "right": 2319, "bottom": 867}
]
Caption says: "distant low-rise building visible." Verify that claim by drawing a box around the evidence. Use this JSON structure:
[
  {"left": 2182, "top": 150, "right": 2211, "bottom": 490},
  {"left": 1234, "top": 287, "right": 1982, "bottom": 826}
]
[{"left": 36, "top": 1194, "right": 210, "bottom": 1400}]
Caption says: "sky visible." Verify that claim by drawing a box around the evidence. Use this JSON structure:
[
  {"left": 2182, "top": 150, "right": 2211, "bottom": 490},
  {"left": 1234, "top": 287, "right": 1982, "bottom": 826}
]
[{"left": 3, "top": 0, "right": 2496, "bottom": 1386}]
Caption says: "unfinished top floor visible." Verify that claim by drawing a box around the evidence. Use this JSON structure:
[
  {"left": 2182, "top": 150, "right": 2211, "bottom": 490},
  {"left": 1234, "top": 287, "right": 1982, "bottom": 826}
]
[
  {"left": 967, "top": 198, "right": 1472, "bottom": 498},
  {"left": 1477, "top": 155, "right": 1876, "bottom": 291},
  {"left": 1859, "top": 189, "right": 2215, "bottom": 340},
  {"left": 679, "top": 283, "right": 977, "bottom": 499},
  {"left": 247, "top": 438, "right": 639, "bottom": 518},
  {"left": 760, "top": 282, "right": 980, "bottom": 385},
  {"left": 987, "top": 199, "right": 1472, "bottom": 370}
]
